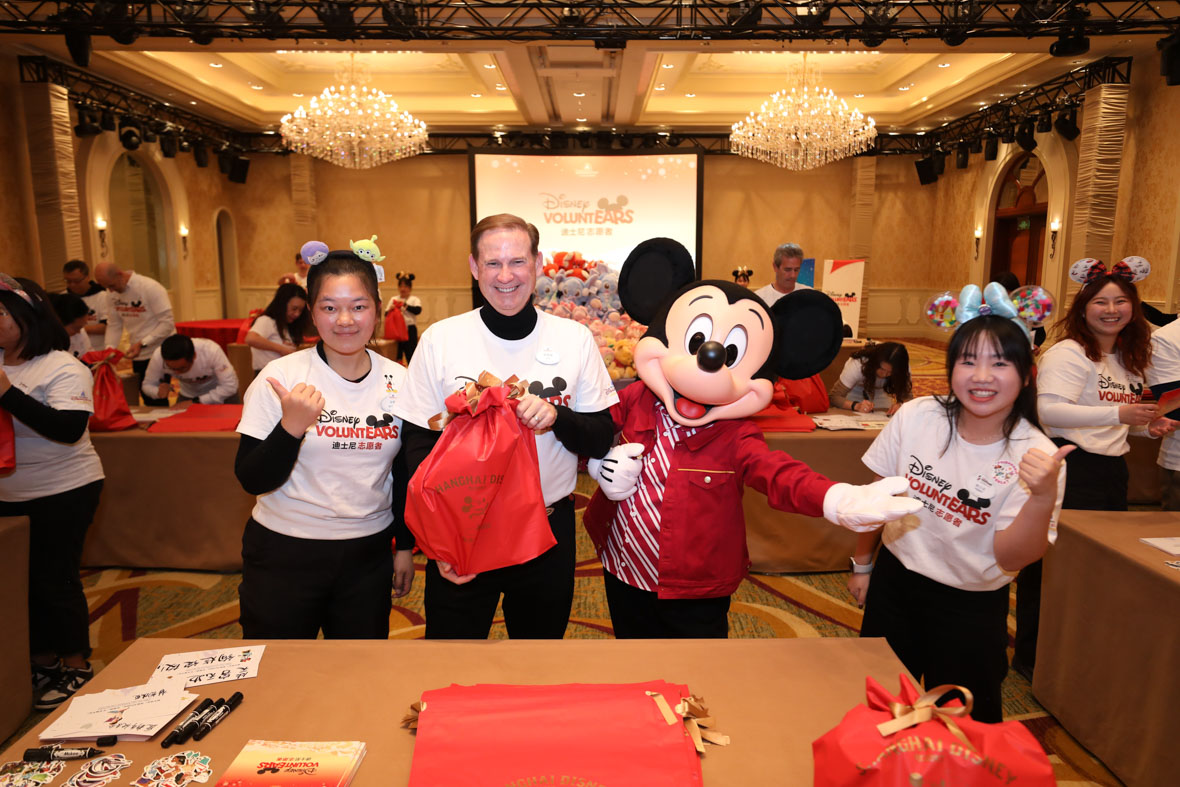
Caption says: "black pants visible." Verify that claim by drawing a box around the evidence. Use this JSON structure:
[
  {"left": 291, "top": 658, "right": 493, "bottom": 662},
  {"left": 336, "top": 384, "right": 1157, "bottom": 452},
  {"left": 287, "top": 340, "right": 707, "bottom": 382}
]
[
  {"left": 0, "top": 480, "right": 103, "bottom": 659},
  {"left": 424, "top": 497, "right": 575, "bottom": 639},
  {"left": 238, "top": 518, "right": 394, "bottom": 639},
  {"left": 1014, "top": 441, "right": 1127, "bottom": 675},
  {"left": 860, "top": 547, "right": 1009, "bottom": 723},
  {"left": 603, "top": 570, "right": 731, "bottom": 638},
  {"left": 132, "top": 358, "right": 169, "bottom": 406},
  {"left": 396, "top": 325, "right": 419, "bottom": 363}
]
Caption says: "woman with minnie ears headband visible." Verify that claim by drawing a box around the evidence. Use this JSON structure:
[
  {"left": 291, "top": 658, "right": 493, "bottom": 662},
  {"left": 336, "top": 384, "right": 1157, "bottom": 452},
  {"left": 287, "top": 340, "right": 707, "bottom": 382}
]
[
  {"left": 1013, "top": 256, "right": 1177, "bottom": 681},
  {"left": 0, "top": 274, "right": 104, "bottom": 709},
  {"left": 732, "top": 266, "right": 753, "bottom": 288},
  {"left": 385, "top": 272, "right": 422, "bottom": 362},
  {"left": 234, "top": 240, "right": 414, "bottom": 639},
  {"left": 847, "top": 282, "right": 1068, "bottom": 723}
]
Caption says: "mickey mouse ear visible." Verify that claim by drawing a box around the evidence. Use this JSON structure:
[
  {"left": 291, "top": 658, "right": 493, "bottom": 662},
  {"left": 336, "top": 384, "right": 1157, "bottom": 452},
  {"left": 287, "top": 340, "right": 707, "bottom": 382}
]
[
  {"left": 618, "top": 238, "right": 697, "bottom": 325},
  {"left": 768, "top": 290, "right": 843, "bottom": 380}
]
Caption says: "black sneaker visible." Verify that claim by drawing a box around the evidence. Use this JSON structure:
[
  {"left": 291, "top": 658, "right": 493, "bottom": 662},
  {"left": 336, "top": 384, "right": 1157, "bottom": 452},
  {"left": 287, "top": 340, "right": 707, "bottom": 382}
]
[
  {"left": 35, "top": 664, "right": 93, "bottom": 711},
  {"left": 31, "top": 660, "right": 62, "bottom": 694}
]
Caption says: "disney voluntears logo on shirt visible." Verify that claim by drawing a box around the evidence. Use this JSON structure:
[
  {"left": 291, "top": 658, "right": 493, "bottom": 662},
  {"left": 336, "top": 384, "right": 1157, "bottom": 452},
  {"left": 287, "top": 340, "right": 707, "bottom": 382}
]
[
  {"left": 315, "top": 407, "right": 400, "bottom": 442},
  {"left": 1098, "top": 373, "right": 1143, "bottom": 404},
  {"left": 907, "top": 453, "right": 996, "bottom": 525}
]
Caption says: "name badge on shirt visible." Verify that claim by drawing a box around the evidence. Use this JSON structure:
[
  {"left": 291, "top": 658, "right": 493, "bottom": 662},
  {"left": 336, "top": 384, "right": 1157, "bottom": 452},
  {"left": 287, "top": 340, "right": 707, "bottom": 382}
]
[{"left": 536, "top": 346, "right": 560, "bottom": 365}]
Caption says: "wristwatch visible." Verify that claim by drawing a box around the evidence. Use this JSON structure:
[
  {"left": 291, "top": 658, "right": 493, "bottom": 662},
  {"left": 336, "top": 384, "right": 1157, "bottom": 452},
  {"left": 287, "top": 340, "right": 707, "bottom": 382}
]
[{"left": 850, "top": 556, "right": 874, "bottom": 574}]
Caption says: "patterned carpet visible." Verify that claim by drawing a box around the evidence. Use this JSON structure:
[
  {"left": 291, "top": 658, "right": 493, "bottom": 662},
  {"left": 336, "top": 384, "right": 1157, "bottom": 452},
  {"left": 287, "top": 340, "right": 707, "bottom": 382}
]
[{"left": 2, "top": 339, "right": 1123, "bottom": 783}]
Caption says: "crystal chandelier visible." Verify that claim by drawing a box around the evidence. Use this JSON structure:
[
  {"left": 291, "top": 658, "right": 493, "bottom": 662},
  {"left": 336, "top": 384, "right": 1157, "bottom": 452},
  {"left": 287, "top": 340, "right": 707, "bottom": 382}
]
[
  {"left": 280, "top": 54, "right": 429, "bottom": 169},
  {"left": 729, "top": 55, "right": 877, "bottom": 171}
]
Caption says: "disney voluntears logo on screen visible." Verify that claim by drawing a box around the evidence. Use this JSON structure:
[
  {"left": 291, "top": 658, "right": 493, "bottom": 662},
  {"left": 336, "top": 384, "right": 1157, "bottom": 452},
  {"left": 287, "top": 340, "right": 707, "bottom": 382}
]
[
  {"left": 540, "top": 192, "right": 635, "bottom": 225},
  {"left": 1097, "top": 374, "right": 1142, "bottom": 404}
]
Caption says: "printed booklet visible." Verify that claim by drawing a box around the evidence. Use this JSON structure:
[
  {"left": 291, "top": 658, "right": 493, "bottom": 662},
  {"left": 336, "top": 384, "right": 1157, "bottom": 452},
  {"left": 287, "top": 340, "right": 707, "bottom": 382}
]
[{"left": 214, "top": 740, "right": 365, "bottom": 787}]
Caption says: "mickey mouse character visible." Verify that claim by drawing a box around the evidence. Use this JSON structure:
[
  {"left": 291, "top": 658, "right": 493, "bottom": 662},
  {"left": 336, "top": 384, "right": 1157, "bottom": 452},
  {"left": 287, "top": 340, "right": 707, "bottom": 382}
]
[{"left": 584, "top": 238, "right": 922, "bottom": 638}]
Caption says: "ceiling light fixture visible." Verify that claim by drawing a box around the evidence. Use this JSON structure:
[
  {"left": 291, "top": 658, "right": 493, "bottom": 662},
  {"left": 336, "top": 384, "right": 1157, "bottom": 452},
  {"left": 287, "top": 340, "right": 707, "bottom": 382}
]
[
  {"left": 209, "top": 62, "right": 223, "bottom": 68},
  {"left": 662, "top": 63, "right": 674, "bottom": 69},
  {"left": 280, "top": 53, "right": 428, "bottom": 170},
  {"left": 730, "top": 53, "right": 877, "bottom": 171}
]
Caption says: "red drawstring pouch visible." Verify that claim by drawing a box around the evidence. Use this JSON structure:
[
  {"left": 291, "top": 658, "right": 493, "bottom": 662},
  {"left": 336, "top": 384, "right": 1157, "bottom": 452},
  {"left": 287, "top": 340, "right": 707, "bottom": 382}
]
[
  {"left": 0, "top": 407, "right": 15, "bottom": 474},
  {"left": 236, "top": 310, "right": 263, "bottom": 344},
  {"left": 777, "top": 374, "right": 830, "bottom": 413},
  {"left": 384, "top": 307, "right": 409, "bottom": 342},
  {"left": 813, "top": 675, "right": 1055, "bottom": 787},
  {"left": 80, "top": 349, "right": 138, "bottom": 432},
  {"left": 403, "top": 681, "right": 725, "bottom": 786},
  {"left": 748, "top": 378, "right": 820, "bottom": 431},
  {"left": 405, "top": 372, "right": 554, "bottom": 576}
]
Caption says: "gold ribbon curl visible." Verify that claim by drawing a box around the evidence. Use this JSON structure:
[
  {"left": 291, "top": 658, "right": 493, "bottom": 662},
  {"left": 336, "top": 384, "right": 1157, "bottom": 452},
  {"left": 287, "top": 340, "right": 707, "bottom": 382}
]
[
  {"left": 427, "top": 371, "right": 531, "bottom": 431},
  {"left": 876, "top": 684, "right": 977, "bottom": 753}
]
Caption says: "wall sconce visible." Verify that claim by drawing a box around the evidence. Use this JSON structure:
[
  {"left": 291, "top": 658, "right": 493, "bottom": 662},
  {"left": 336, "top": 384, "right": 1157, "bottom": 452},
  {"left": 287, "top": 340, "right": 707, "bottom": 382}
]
[
  {"left": 974, "top": 226, "right": 983, "bottom": 260},
  {"left": 1049, "top": 218, "right": 1060, "bottom": 259},
  {"left": 95, "top": 216, "right": 108, "bottom": 258},
  {"left": 179, "top": 224, "right": 189, "bottom": 257}
]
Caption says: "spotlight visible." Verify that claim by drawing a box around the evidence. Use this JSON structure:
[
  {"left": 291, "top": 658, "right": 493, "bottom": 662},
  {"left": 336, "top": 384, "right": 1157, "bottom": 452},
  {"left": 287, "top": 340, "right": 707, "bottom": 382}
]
[
  {"left": 727, "top": 1, "right": 763, "bottom": 32},
  {"left": 548, "top": 131, "right": 568, "bottom": 150},
  {"left": 142, "top": 123, "right": 160, "bottom": 144},
  {"left": 314, "top": 2, "right": 356, "bottom": 40},
  {"left": 932, "top": 151, "right": 947, "bottom": 176},
  {"left": 641, "top": 133, "right": 660, "bottom": 149},
  {"left": 577, "top": 132, "right": 593, "bottom": 150},
  {"left": 915, "top": 156, "right": 938, "bottom": 186},
  {"left": 955, "top": 143, "right": 969, "bottom": 169},
  {"left": 1054, "top": 107, "right": 1081, "bottom": 140},
  {"left": 1036, "top": 113, "right": 1052, "bottom": 134},
  {"left": 118, "top": 117, "right": 142, "bottom": 150},
  {"left": 178, "top": 138, "right": 192, "bottom": 154},
  {"left": 1050, "top": 7, "right": 1090, "bottom": 58},
  {"left": 192, "top": 140, "right": 210, "bottom": 167},
  {"left": 984, "top": 134, "right": 999, "bottom": 160},
  {"left": 1015, "top": 119, "right": 1037, "bottom": 151},
  {"left": 618, "top": 133, "right": 635, "bottom": 149},
  {"left": 246, "top": 0, "right": 287, "bottom": 37},
  {"left": 1015, "top": 0, "right": 1056, "bottom": 34},
  {"left": 158, "top": 130, "right": 179, "bottom": 158},
  {"left": 100, "top": 110, "right": 117, "bottom": 132},
  {"left": 189, "top": 28, "right": 215, "bottom": 46},
  {"left": 1000, "top": 125, "right": 1016, "bottom": 144},
  {"left": 1161, "top": 31, "right": 1180, "bottom": 86},
  {"left": 73, "top": 105, "right": 102, "bottom": 137},
  {"left": 667, "top": 133, "right": 684, "bottom": 147},
  {"left": 228, "top": 156, "right": 251, "bottom": 185},
  {"left": 860, "top": 1, "right": 895, "bottom": 48},
  {"left": 381, "top": 1, "right": 416, "bottom": 31},
  {"left": 53, "top": 6, "right": 92, "bottom": 68},
  {"left": 795, "top": 0, "right": 831, "bottom": 29},
  {"left": 595, "top": 131, "right": 614, "bottom": 150},
  {"left": 93, "top": 1, "right": 139, "bottom": 46},
  {"left": 593, "top": 36, "right": 627, "bottom": 50},
  {"left": 968, "top": 138, "right": 982, "bottom": 154},
  {"left": 942, "top": 0, "right": 981, "bottom": 47},
  {"left": 558, "top": 7, "right": 584, "bottom": 27},
  {"left": 217, "top": 146, "right": 235, "bottom": 173},
  {"left": 504, "top": 131, "right": 523, "bottom": 148}
]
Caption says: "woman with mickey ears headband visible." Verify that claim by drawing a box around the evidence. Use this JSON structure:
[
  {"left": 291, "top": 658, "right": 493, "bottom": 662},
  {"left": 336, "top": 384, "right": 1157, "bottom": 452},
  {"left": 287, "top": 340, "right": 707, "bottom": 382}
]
[
  {"left": 385, "top": 272, "right": 423, "bottom": 362},
  {"left": 732, "top": 266, "right": 753, "bottom": 288},
  {"left": 234, "top": 240, "right": 414, "bottom": 639},
  {"left": 1015, "top": 256, "right": 1177, "bottom": 680},
  {"left": 0, "top": 274, "right": 104, "bottom": 710}
]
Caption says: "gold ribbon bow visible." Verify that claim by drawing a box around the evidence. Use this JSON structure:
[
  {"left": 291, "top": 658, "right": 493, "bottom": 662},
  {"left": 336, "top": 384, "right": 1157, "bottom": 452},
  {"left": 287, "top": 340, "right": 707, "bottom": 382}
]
[
  {"left": 876, "top": 684, "right": 977, "bottom": 753},
  {"left": 427, "top": 371, "right": 530, "bottom": 431}
]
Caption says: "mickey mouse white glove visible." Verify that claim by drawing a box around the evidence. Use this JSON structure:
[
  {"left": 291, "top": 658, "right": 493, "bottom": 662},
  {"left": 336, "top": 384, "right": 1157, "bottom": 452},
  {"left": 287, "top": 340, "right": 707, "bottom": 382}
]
[
  {"left": 588, "top": 443, "right": 646, "bottom": 501},
  {"left": 822, "top": 477, "right": 923, "bottom": 532}
]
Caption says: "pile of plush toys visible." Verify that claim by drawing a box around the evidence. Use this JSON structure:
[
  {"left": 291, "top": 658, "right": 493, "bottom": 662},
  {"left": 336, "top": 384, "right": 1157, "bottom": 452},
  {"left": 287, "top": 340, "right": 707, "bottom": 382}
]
[{"left": 534, "top": 250, "right": 646, "bottom": 380}]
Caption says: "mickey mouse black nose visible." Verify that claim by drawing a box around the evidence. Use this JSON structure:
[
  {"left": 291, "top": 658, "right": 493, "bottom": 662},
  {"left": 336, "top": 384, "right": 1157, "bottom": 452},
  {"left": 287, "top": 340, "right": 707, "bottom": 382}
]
[{"left": 696, "top": 341, "right": 726, "bottom": 372}]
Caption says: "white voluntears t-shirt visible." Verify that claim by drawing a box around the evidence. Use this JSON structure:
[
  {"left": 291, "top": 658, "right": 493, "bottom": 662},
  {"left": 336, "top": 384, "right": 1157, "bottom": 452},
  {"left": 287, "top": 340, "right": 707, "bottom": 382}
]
[
  {"left": 0, "top": 350, "right": 104, "bottom": 501},
  {"left": 68, "top": 331, "right": 91, "bottom": 359},
  {"left": 393, "top": 309, "right": 619, "bottom": 505},
  {"left": 837, "top": 357, "right": 894, "bottom": 410},
  {"left": 104, "top": 273, "right": 175, "bottom": 357},
  {"left": 754, "top": 282, "right": 811, "bottom": 307},
  {"left": 1148, "top": 320, "right": 1180, "bottom": 470},
  {"left": 142, "top": 338, "right": 239, "bottom": 403},
  {"left": 1037, "top": 339, "right": 1143, "bottom": 456},
  {"left": 81, "top": 289, "right": 109, "bottom": 352},
  {"left": 248, "top": 315, "right": 295, "bottom": 370},
  {"left": 862, "top": 397, "right": 1065, "bottom": 591},
  {"left": 238, "top": 347, "right": 406, "bottom": 539}
]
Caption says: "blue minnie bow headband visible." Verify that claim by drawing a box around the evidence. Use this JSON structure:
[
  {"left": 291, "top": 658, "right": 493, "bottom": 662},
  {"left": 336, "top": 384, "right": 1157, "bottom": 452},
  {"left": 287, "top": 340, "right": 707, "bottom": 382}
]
[
  {"left": 958, "top": 283, "right": 1020, "bottom": 325},
  {"left": 926, "top": 281, "right": 1055, "bottom": 340}
]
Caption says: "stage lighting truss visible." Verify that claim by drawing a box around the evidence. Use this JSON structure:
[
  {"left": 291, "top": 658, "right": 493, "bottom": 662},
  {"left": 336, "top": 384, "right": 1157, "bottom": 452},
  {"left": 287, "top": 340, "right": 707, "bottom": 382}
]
[{"left": 1, "top": 1, "right": 1177, "bottom": 43}]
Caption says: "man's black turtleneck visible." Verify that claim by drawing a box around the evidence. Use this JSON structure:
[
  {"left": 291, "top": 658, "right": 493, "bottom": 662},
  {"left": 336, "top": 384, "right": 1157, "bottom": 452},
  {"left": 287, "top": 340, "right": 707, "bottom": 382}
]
[
  {"left": 479, "top": 301, "right": 537, "bottom": 341},
  {"left": 400, "top": 301, "right": 616, "bottom": 513}
]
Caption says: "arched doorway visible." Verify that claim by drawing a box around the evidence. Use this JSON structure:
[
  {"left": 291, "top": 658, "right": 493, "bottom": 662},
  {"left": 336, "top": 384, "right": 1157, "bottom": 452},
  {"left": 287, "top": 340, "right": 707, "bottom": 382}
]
[
  {"left": 215, "top": 209, "right": 241, "bottom": 317},
  {"left": 107, "top": 153, "right": 169, "bottom": 287},
  {"left": 988, "top": 152, "right": 1048, "bottom": 286}
]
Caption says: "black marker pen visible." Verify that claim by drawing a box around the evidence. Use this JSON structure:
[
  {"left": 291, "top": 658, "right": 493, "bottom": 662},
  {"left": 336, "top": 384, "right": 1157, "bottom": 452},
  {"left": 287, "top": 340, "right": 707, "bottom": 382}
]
[
  {"left": 173, "top": 698, "right": 224, "bottom": 746},
  {"left": 161, "top": 698, "right": 214, "bottom": 748},
  {"left": 192, "top": 692, "right": 243, "bottom": 741},
  {"left": 24, "top": 747, "right": 104, "bottom": 762}
]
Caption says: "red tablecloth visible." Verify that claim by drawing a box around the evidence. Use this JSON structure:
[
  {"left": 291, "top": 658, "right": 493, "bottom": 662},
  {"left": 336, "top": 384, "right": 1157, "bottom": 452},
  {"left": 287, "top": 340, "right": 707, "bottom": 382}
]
[
  {"left": 175, "top": 318, "right": 249, "bottom": 351},
  {"left": 146, "top": 404, "right": 243, "bottom": 433}
]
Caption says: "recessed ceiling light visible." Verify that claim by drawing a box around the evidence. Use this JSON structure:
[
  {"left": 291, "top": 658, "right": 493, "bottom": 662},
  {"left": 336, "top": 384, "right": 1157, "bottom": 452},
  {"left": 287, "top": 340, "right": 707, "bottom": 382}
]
[
  {"left": 1072, "top": 60, "right": 1082, "bottom": 64},
  {"left": 471, "top": 92, "right": 482, "bottom": 98},
  {"left": 189, "top": 101, "right": 197, "bottom": 105},
  {"left": 685, "top": 92, "right": 696, "bottom": 97},
  {"left": 888, "top": 132, "right": 898, "bottom": 136},
  {"left": 483, "top": 64, "right": 496, "bottom": 69},
  {"left": 495, "top": 84, "right": 506, "bottom": 91},
  {"left": 655, "top": 85, "right": 665, "bottom": 91},
  {"left": 573, "top": 91, "right": 585, "bottom": 97},
  {"left": 250, "top": 84, "right": 264, "bottom": 90},
  {"left": 917, "top": 131, "right": 926, "bottom": 135},
  {"left": 853, "top": 93, "right": 864, "bottom": 98},
  {"left": 293, "top": 93, "right": 303, "bottom": 97},
  {"left": 898, "top": 85, "right": 910, "bottom": 91},
  {"left": 662, "top": 63, "right": 674, "bottom": 69},
  {"left": 576, "top": 117, "right": 587, "bottom": 122},
  {"left": 938, "top": 62, "right": 951, "bottom": 68},
  {"left": 209, "top": 62, "right": 223, "bottom": 68}
]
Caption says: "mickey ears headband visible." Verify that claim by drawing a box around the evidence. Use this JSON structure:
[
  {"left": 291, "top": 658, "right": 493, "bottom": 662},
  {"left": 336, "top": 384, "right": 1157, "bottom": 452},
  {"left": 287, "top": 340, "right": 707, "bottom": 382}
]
[
  {"left": 1069, "top": 256, "right": 1150, "bottom": 285},
  {"left": 732, "top": 266, "right": 753, "bottom": 278},
  {"left": 0, "top": 273, "right": 34, "bottom": 307},
  {"left": 301, "top": 237, "right": 386, "bottom": 284},
  {"left": 395, "top": 272, "right": 415, "bottom": 284},
  {"left": 925, "top": 282, "right": 1056, "bottom": 339}
]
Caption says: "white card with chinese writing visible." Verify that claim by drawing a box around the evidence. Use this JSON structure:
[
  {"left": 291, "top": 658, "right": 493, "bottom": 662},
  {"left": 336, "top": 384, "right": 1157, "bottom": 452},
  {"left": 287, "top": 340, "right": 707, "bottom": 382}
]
[
  {"left": 148, "top": 645, "right": 266, "bottom": 688},
  {"left": 40, "top": 684, "right": 198, "bottom": 741}
]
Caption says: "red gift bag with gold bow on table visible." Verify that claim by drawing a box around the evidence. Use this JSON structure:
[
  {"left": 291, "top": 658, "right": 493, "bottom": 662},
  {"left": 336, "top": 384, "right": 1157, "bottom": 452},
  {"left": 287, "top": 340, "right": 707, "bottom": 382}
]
[
  {"left": 404, "top": 371, "right": 555, "bottom": 576},
  {"left": 813, "top": 675, "right": 1055, "bottom": 786}
]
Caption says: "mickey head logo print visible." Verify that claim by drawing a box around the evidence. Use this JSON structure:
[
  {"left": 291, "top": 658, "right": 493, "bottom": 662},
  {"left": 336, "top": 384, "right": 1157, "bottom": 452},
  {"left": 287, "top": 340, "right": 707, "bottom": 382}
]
[
  {"left": 528, "top": 377, "right": 568, "bottom": 404},
  {"left": 366, "top": 413, "right": 394, "bottom": 427}
]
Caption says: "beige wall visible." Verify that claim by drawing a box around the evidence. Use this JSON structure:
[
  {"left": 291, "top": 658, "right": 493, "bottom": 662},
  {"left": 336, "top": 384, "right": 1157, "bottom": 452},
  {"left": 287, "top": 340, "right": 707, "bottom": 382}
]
[
  {"left": 1111, "top": 49, "right": 1180, "bottom": 305},
  {"left": 0, "top": 55, "right": 40, "bottom": 281}
]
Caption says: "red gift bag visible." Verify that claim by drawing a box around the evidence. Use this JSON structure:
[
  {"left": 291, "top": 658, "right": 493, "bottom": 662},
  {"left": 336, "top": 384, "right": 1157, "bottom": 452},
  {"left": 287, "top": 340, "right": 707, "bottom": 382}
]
[
  {"left": 778, "top": 374, "right": 830, "bottom": 413},
  {"left": 813, "top": 675, "right": 1055, "bottom": 787},
  {"left": 404, "top": 681, "right": 717, "bottom": 786},
  {"left": 80, "top": 349, "right": 138, "bottom": 432},
  {"left": 405, "top": 373, "right": 554, "bottom": 576},
  {"left": 0, "top": 407, "right": 14, "bottom": 474},
  {"left": 383, "top": 306, "right": 409, "bottom": 342}
]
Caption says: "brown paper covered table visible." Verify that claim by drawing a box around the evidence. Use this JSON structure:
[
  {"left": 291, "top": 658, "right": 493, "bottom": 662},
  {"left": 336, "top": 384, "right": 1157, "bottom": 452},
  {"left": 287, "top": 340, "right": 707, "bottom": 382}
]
[
  {"left": 1033, "top": 511, "right": 1180, "bottom": 787},
  {"left": 0, "top": 637, "right": 909, "bottom": 785},
  {"left": 83, "top": 430, "right": 252, "bottom": 571}
]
